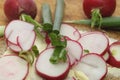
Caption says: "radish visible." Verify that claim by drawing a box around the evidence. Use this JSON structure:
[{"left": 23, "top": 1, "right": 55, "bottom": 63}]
[
  {"left": 4, "top": 0, "right": 37, "bottom": 21},
  {"left": 107, "top": 41, "right": 120, "bottom": 68},
  {"left": 5, "top": 20, "right": 36, "bottom": 52},
  {"left": 60, "top": 24, "right": 81, "bottom": 41},
  {"left": 35, "top": 48, "right": 70, "bottom": 80},
  {"left": 66, "top": 39, "right": 83, "bottom": 66},
  {"left": 83, "top": 0, "right": 116, "bottom": 18},
  {"left": 78, "top": 31, "right": 109, "bottom": 55},
  {"left": 0, "top": 55, "right": 29, "bottom": 80},
  {"left": 75, "top": 53, "right": 107, "bottom": 80}
]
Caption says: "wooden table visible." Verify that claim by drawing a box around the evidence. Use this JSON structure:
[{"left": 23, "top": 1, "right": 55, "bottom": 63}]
[{"left": 0, "top": 0, "right": 120, "bottom": 79}]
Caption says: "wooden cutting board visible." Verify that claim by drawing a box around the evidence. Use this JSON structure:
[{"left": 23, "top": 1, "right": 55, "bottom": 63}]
[{"left": 0, "top": 0, "right": 120, "bottom": 80}]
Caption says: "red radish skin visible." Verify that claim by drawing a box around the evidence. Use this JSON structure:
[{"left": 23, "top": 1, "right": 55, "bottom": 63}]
[
  {"left": 107, "top": 41, "right": 120, "bottom": 68},
  {"left": 60, "top": 24, "right": 81, "bottom": 41},
  {"left": 35, "top": 48, "right": 70, "bottom": 80},
  {"left": 83, "top": 0, "right": 116, "bottom": 18},
  {"left": 78, "top": 31, "right": 109, "bottom": 56},
  {"left": 75, "top": 53, "right": 107, "bottom": 80},
  {"left": 4, "top": 0, "right": 37, "bottom": 21},
  {"left": 0, "top": 55, "right": 29, "bottom": 80}
]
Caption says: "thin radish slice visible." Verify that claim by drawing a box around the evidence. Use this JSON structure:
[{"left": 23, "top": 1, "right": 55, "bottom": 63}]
[
  {"left": 107, "top": 41, "right": 120, "bottom": 68},
  {"left": 35, "top": 48, "right": 70, "bottom": 80},
  {"left": 60, "top": 24, "right": 81, "bottom": 41},
  {"left": 5, "top": 20, "right": 34, "bottom": 44},
  {"left": 0, "top": 55, "right": 29, "bottom": 80},
  {"left": 7, "top": 40, "right": 22, "bottom": 52},
  {"left": 66, "top": 39, "right": 83, "bottom": 66},
  {"left": 78, "top": 32, "right": 109, "bottom": 55},
  {"left": 18, "top": 30, "right": 36, "bottom": 51},
  {"left": 75, "top": 53, "right": 107, "bottom": 80}
]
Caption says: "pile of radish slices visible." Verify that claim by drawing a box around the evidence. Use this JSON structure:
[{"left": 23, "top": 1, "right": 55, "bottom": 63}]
[{"left": 1, "top": 20, "right": 120, "bottom": 80}]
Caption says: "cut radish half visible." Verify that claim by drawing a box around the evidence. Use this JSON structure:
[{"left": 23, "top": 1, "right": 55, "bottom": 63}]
[
  {"left": 66, "top": 39, "right": 83, "bottom": 66},
  {"left": 78, "top": 32, "right": 109, "bottom": 55},
  {"left": 107, "top": 41, "right": 120, "bottom": 68},
  {"left": 35, "top": 48, "right": 70, "bottom": 80},
  {"left": 0, "top": 55, "right": 29, "bottom": 80},
  {"left": 60, "top": 24, "right": 81, "bottom": 41},
  {"left": 75, "top": 53, "right": 107, "bottom": 80},
  {"left": 18, "top": 30, "right": 36, "bottom": 51}
]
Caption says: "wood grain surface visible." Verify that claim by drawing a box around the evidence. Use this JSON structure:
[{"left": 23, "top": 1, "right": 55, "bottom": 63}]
[{"left": 0, "top": 0, "right": 120, "bottom": 80}]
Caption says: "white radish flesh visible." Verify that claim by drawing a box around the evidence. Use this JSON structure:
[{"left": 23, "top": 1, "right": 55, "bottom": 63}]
[
  {"left": 60, "top": 24, "right": 81, "bottom": 41},
  {"left": 0, "top": 55, "right": 29, "bottom": 80},
  {"left": 78, "top": 32, "right": 109, "bottom": 55},
  {"left": 35, "top": 48, "right": 70, "bottom": 80},
  {"left": 66, "top": 39, "right": 83, "bottom": 66},
  {"left": 75, "top": 53, "right": 107, "bottom": 80},
  {"left": 18, "top": 30, "right": 36, "bottom": 51}
]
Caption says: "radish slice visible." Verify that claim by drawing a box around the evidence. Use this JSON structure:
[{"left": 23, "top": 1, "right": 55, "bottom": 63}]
[
  {"left": 75, "top": 53, "right": 107, "bottom": 80},
  {"left": 78, "top": 32, "right": 109, "bottom": 55},
  {"left": 107, "top": 41, "right": 120, "bottom": 68},
  {"left": 18, "top": 30, "right": 36, "bottom": 51},
  {"left": 35, "top": 48, "right": 70, "bottom": 80},
  {"left": 7, "top": 40, "right": 22, "bottom": 52},
  {"left": 60, "top": 24, "right": 81, "bottom": 41},
  {"left": 5, "top": 20, "right": 34, "bottom": 44},
  {"left": 66, "top": 39, "right": 83, "bottom": 66},
  {"left": 0, "top": 55, "right": 29, "bottom": 80}
]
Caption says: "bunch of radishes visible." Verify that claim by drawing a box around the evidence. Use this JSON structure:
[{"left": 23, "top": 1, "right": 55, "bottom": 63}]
[
  {"left": 2, "top": 18, "right": 120, "bottom": 80},
  {"left": 1, "top": 0, "right": 120, "bottom": 80}
]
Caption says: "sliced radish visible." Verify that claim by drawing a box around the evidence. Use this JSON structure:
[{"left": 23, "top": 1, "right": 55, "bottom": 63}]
[
  {"left": 60, "top": 24, "right": 81, "bottom": 41},
  {"left": 5, "top": 20, "right": 34, "bottom": 44},
  {"left": 107, "top": 41, "right": 120, "bottom": 68},
  {"left": 0, "top": 55, "right": 29, "bottom": 80},
  {"left": 66, "top": 39, "right": 83, "bottom": 66},
  {"left": 78, "top": 31, "right": 109, "bottom": 55},
  {"left": 7, "top": 40, "right": 22, "bottom": 52},
  {"left": 75, "top": 53, "right": 107, "bottom": 80},
  {"left": 4, "top": 20, "right": 36, "bottom": 52},
  {"left": 18, "top": 30, "right": 36, "bottom": 51},
  {"left": 35, "top": 48, "right": 70, "bottom": 80}
]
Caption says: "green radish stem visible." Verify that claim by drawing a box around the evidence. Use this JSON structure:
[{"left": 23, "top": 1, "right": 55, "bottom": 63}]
[
  {"left": 42, "top": 3, "right": 52, "bottom": 24},
  {"left": 0, "top": 26, "right": 5, "bottom": 37},
  {"left": 53, "top": 0, "right": 65, "bottom": 34},
  {"left": 64, "top": 17, "right": 120, "bottom": 30}
]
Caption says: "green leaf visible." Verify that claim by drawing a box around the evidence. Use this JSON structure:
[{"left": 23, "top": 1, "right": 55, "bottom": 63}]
[
  {"left": 42, "top": 23, "right": 53, "bottom": 33},
  {"left": 49, "top": 32, "right": 67, "bottom": 47},
  {"left": 32, "top": 45, "right": 39, "bottom": 57},
  {"left": 49, "top": 47, "right": 67, "bottom": 64}
]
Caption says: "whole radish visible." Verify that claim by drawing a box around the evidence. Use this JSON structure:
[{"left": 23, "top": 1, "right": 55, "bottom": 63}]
[
  {"left": 4, "top": 0, "right": 37, "bottom": 21},
  {"left": 83, "top": 0, "right": 116, "bottom": 18}
]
